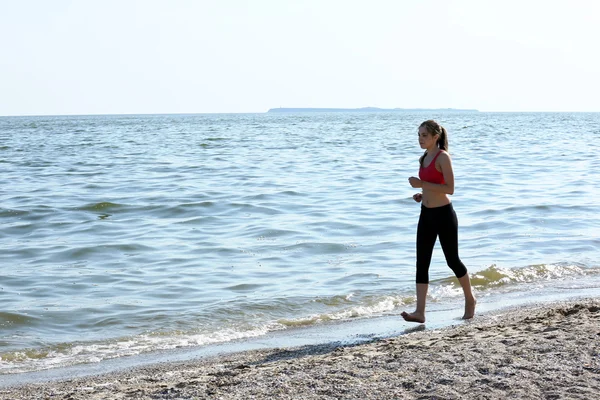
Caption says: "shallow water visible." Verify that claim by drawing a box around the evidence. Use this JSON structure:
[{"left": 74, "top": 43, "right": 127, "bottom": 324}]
[{"left": 1, "top": 112, "right": 599, "bottom": 374}]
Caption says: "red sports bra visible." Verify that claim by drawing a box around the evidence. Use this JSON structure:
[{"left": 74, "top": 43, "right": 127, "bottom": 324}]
[{"left": 419, "top": 150, "right": 445, "bottom": 184}]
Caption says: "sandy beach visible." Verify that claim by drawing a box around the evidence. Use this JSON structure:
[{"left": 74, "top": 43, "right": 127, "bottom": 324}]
[{"left": 3, "top": 298, "right": 599, "bottom": 400}]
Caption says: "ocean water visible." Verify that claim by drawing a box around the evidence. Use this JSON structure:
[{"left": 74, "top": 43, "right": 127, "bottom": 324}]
[{"left": 1, "top": 112, "right": 599, "bottom": 376}]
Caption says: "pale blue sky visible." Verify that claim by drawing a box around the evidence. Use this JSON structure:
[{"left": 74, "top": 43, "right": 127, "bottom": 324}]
[{"left": 1, "top": 0, "right": 599, "bottom": 116}]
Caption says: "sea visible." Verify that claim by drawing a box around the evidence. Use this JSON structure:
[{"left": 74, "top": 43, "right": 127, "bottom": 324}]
[{"left": 1, "top": 111, "right": 599, "bottom": 382}]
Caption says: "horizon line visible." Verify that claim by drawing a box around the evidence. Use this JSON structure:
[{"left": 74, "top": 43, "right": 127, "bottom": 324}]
[{"left": 1, "top": 109, "right": 599, "bottom": 118}]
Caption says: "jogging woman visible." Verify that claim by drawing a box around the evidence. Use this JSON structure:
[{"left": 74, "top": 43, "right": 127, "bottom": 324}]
[{"left": 401, "top": 120, "right": 476, "bottom": 323}]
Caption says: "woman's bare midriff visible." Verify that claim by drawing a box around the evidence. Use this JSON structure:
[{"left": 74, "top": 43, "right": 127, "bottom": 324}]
[{"left": 421, "top": 190, "right": 451, "bottom": 208}]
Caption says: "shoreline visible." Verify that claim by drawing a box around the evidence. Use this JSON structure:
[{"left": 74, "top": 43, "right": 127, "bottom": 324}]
[{"left": 3, "top": 298, "right": 599, "bottom": 399}]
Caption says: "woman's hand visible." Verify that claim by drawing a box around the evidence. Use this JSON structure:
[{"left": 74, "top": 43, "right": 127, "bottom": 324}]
[
  {"left": 413, "top": 193, "right": 422, "bottom": 203},
  {"left": 408, "top": 176, "right": 423, "bottom": 188}
]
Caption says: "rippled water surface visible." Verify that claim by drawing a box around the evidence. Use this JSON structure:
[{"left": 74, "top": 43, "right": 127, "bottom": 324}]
[{"left": 1, "top": 112, "right": 599, "bottom": 374}]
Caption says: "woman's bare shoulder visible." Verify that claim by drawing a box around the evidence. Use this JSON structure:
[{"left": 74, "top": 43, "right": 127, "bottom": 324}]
[{"left": 438, "top": 150, "right": 452, "bottom": 161}]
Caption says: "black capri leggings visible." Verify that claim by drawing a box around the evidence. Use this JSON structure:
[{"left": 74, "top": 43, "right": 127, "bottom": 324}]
[{"left": 416, "top": 203, "right": 467, "bottom": 284}]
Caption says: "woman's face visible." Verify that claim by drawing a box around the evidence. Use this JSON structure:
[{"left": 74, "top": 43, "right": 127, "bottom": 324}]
[{"left": 418, "top": 126, "right": 439, "bottom": 150}]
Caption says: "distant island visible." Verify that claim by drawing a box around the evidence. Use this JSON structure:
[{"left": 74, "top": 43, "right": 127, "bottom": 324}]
[{"left": 267, "top": 107, "right": 479, "bottom": 113}]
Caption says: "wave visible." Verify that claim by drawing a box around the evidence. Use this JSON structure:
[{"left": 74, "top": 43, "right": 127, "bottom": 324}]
[
  {"left": 278, "top": 295, "right": 413, "bottom": 327},
  {"left": 0, "top": 294, "right": 413, "bottom": 374},
  {"left": 0, "top": 312, "right": 40, "bottom": 327},
  {"left": 1, "top": 262, "right": 599, "bottom": 375},
  {"left": 0, "top": 325, "right": 281, "bottom": 374},
  {"left": 76, "top": 202, "right": 126, "bottom": 212},
  {"left": 435, "top": 262, "right": 600, "bottom": 291}
]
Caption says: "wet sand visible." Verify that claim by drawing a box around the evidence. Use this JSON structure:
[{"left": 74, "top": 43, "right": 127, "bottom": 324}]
[{"left": 3, "top": 298, "right": 599, "bottom": 399}]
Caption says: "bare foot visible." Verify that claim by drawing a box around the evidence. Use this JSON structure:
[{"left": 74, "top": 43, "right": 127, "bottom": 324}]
[
  {"left": 462, "top": 297, "right": 477, "bottom": 320},
  {"left": 401, "top": 311, "right": 425, "bottom": 323}
]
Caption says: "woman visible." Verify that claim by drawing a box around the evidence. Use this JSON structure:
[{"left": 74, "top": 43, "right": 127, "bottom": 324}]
[{"left": 401, "top": 120, "right": 476, "bottom": 323}]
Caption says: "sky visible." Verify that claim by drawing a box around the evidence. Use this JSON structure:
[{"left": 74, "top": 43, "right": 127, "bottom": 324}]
[{"left": 1, "top": 0, "right": 599, "bottom": 116}]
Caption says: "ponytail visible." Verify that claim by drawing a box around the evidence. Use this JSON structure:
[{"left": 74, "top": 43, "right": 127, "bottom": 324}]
[
  {"left": 439, "top": 125, "right": 448, "bottom": 151},
  {"left": 419, "top": 151, "right": 427, "bottom": 167}
]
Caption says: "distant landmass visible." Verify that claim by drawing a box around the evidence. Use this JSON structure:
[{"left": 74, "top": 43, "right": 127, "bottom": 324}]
[{"left": 268, "top": 107, "right": 478, "bottom": 113}]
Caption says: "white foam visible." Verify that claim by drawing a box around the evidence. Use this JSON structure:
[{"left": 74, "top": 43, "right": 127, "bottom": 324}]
[{"left": 0, "top": 323, "right": 289, "bottom": 374}]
